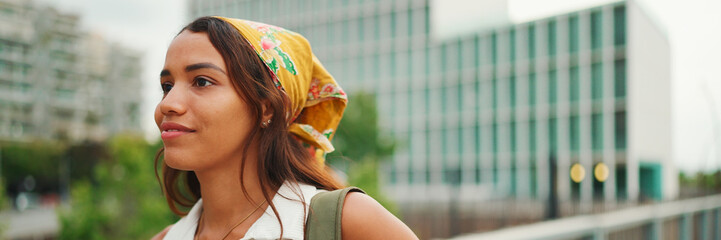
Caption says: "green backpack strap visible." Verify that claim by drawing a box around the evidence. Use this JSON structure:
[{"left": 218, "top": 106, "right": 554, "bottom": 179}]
[{"left": 305, "top": 187, "right": 365, "bottom": 240}]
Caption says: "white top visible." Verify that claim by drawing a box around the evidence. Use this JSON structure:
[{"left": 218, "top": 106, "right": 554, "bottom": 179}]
[{"left": 163, "top": 181, "right": 322, "bottom": 240}]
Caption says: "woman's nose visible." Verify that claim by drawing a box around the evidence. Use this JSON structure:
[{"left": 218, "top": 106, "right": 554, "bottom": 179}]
[{"left": 158, "top": 85, "right": 187, "bottom": 116}]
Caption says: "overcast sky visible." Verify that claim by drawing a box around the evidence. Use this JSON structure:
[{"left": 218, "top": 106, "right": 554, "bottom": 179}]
[{"left": 39, "top": 0, "right": 721, "bottom": 173}]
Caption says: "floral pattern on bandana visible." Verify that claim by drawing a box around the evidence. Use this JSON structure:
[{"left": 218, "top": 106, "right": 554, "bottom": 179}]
[
  {"left": 298, "top": 124, "right": 334, "bottom": 152},
  {"left": 307, "top": 78, "right": 347, "bottom": 104},
  {"left": 244, "top": 20, "right": 298, "bottom": 76}
]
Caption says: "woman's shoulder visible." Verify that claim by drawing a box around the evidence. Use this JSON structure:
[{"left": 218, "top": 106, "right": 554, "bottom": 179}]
[{"left": 340, "top": 192, "right": 419, "bottom": 240}]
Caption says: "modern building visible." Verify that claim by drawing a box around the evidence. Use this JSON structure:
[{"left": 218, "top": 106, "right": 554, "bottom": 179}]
[
  {"left": 188, "top": 0, "right": 675, "bottom": 211},
  {"left": 0, "top": 0, "right": 143, "bottom": 143}
]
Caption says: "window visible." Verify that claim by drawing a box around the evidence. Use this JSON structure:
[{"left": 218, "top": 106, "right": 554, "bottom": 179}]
[
  {"left": 407, "top": 50, "right": 414, "bottom": 77},
  {"left": 492, "top": 122, "right": 499, "bottom": 154},
  {"left": 424, "top": 46, "right": 431, "bottom": 76},
  {"left": 424, "top": 5, "right": 430, "bottom": 34},
  {"left": 456, "top": 83, "right": 463, "bottom": 113},
  {"left": 491, "top": 33, "right": 498, "bottom": 64},
  {"left": 548, "top": 117, "right": 558, "bottom": 154},
  {"left": 342, "top": 19, "right": 350, "bottom": 42},
  {"left": 614, "top": 6, "right": 626, "bottom": 46},
  {"left": 592, "top": 113, "right": 603, "bottom": 151},
  {"left": 492, "top": 77, "right": 498, "bottom": 109},
  {"left": 616, "top": 165, "right": 627, "bottom": 200},
  {"left": 457, "top": 126, "right": 464, "bottom": 155},
  {"left": 510, "top": 121, "right": 517, "bottom": 153},
  {"left": 571, "top": 174, "right": 581, "bottom": 200},
  {"left": 591, "top": 11, "right": 603, "bottom": 49},
  {"left": 568, "top": 15, "right": 579, "bottom": 53},
  {"left": 408, "top": 163, "right": 414, "bottom": 183},
  {"left": 445, "top": 166, "right": 462, "bottom": 186},
  {"left": 390, "top": 51, "right": 397, "bottom": 78},
  {"left": 528, "top": 73, "right": 537, "bottom": 106},
  {"left": 407, "top": 9, "right": 413, "bottom": 37},
  {"left": 374, "top": 14, "right": 381, "bottom": 41},
  {"left": 530, "top": 158, "right": 538, "bottom": 198},
  {"left": 569, "top": 116, "right": 580, "bottom": 151},
  {"left": 492, "top": 123, "right": 499, "bottom": 187},
  {"left": 510, "top": 29, "right": 516, "bottom": 62},
  {"left": 425, "top": 161, "right": 431, "bottom": 184},
  {"left": 372, "top": 53, "right": 380, "bottom": 79},
  {"left": 548, "top": 70, "right": 557, "bottom": 104},
  {"left": 475, "top": 157, "right": 482, "bottom": 184},
  {"left": 528, "top": 24, "right": 536, "bottom": 59},
  {"left": 547, "top": 20, "right": 557, "bottom": 56},
  {"left": 473, "top": 76, "right": 483, "bottom": 113},
  {"left": 474, "top": 123, "right": 481, "bottom": 156},
  {"left": 457, "top": 39, "right": 465, "bottom": 72},
  {"left": 615, "top": 111, "right": 627, "bottom": 150},
  {"left": 493, "top": 156, "right": 499, "bottom": 187},
  {"left": 569, "top": 66, "right": 579, "bottom": 102},
  {"left": 509, "top": 76, "right": 516, "bottom": 108},
  {"left": 474, "top": 35, "right": 481, "bottom": 67},
  {"left": 593, "top": 163, "right": 605, "bottom": 200},
  {"left": 390, "top": 11, "right": 397, "bottom": 38},
  {"left": 510, "top": 156, "right": 517, "bottom": 196},
  {"left": 474, "top": 123, "right": 482, "bottom": 184},
  {"left": 592, "top": 63, "right": 603, "bottom": 99},
  {"left": 440, "top": 87, "right": 448, "bottom": 116},
  {"left": 614, "top": 59, "right": 626, "bottom": 98},
  {"left": 424, "top": 87, "right": 430, "bottom": 117},
  {"left": 358, "top": 56, "right": 366, "bottom": 82},
  {"left": 529, "top": 120, "right": 537, "bottom": 153},
  {"left": 358, "top": 17, "right": 365, "bottom": 42},
  {"left": 440, "top": 44, "right": 448, "bottom": 73}
]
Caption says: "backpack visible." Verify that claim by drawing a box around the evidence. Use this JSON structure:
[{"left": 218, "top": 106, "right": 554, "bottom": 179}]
[{"left": 304, "top": 187, "right": 365, "bottom": 240}]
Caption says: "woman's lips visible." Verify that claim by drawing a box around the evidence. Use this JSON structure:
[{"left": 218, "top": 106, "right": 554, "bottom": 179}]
[
  {"left": 160, "top": 122, "right": 196, "bottom": 140},
  {"left": 161, "top": 130, "right": 192, "bottom": 140}
]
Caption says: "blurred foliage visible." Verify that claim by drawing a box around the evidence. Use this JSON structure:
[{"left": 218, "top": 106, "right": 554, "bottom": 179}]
[
  {"left": 328, "top": 92, "right": 398, "bottom": 215},
  {"left": 0, "top": 178, "right": 8, "bottom": 236},
  {"left": 58, "top": 134, "right": 176, "bottom": 240},
  {"left": 679, "top": 170, "right": 721, "bottom": 190},
  {"left": 0, "top": 141, "right": 64, "bottom": 195},
  {"left": 0, "top": 140, "right": 106, "bottom": 198}
]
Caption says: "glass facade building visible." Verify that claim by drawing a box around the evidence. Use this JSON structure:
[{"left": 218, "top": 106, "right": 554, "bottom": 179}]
[
  {"left": 0, "top": 0, "right": 144, "bottom": 143},
  {"left": 188, "top": 0, "right": 675, "bottom": 206}
]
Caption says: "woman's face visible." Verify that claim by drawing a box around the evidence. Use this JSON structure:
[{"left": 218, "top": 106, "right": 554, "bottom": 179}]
[{"left": 155, "top": 30, "right": 255, "bottom": 171}]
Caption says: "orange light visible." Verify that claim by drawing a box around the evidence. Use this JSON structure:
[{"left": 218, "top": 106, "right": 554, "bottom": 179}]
[
  {"left": 594, "top": 163, "right": 609, "bottom": 182},
  {"left": 570, "top": 163, "right": 585, "bottom": 183}
]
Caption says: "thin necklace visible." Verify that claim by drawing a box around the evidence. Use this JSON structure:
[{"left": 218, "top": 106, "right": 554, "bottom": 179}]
[{"left": 195, "top": 199, "right": 267, "bottom": 240}]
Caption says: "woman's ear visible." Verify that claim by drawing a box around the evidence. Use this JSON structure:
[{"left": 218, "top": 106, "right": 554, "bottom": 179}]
[{"left": 261, "top": 99, "right": 274, "bottom": 125}]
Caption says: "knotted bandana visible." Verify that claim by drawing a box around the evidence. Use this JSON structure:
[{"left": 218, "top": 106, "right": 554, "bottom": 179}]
[{"left": 216, "top": 17, "right": 346, "bottom": 163}]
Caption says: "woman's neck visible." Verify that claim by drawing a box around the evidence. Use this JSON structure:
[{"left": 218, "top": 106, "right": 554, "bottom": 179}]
[{"left": 194, "top": 153, "right": 269, "bottom": 238}]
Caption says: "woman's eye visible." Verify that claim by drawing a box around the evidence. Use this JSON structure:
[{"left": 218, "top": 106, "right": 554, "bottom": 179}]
[
  {"left": 161, "top": 83, "right": 173, "bottom": 93},
  {"left": 195, "top": 77, "right": 213, "bottom": 87}
]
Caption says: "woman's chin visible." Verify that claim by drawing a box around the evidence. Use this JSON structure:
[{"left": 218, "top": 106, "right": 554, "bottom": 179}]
[{"left": 163, "top": 151, "right": 197, "bottom": 171}]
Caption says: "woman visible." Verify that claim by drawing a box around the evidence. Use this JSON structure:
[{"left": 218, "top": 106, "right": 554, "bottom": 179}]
[{"left": 151, "top": 17, "right": 418, "bottom": 240}]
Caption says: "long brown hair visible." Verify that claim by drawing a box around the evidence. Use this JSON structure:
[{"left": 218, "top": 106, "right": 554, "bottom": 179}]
[{"left": 154, "top": 16, "right": 344, "bottom": 232}]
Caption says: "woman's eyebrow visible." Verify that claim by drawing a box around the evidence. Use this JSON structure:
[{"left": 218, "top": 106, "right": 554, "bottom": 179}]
[
  {"left": 159, "top": 63, "right": 227, "bottom": 78},
  {"left": 185, "top": 62, "right": 227, "bottom": 75}
]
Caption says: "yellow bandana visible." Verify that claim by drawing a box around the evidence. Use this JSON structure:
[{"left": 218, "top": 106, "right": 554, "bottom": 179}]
[{"left": 216, "top": 17, "right": 346, "bottom": 162}]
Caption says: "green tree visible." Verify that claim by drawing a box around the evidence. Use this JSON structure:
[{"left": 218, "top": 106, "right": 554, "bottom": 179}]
[
  {"left": 58, "top": 134, "right": 176, "bottom": 239},
  {"left": 0, "top": 178, "right": 8, "bottom": 236},
  {"left": 0, "top": 141, "right": 63, "bottom": 195},
  {"left": 328, "top": 92, "right": 398, "bottom": 215}
]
